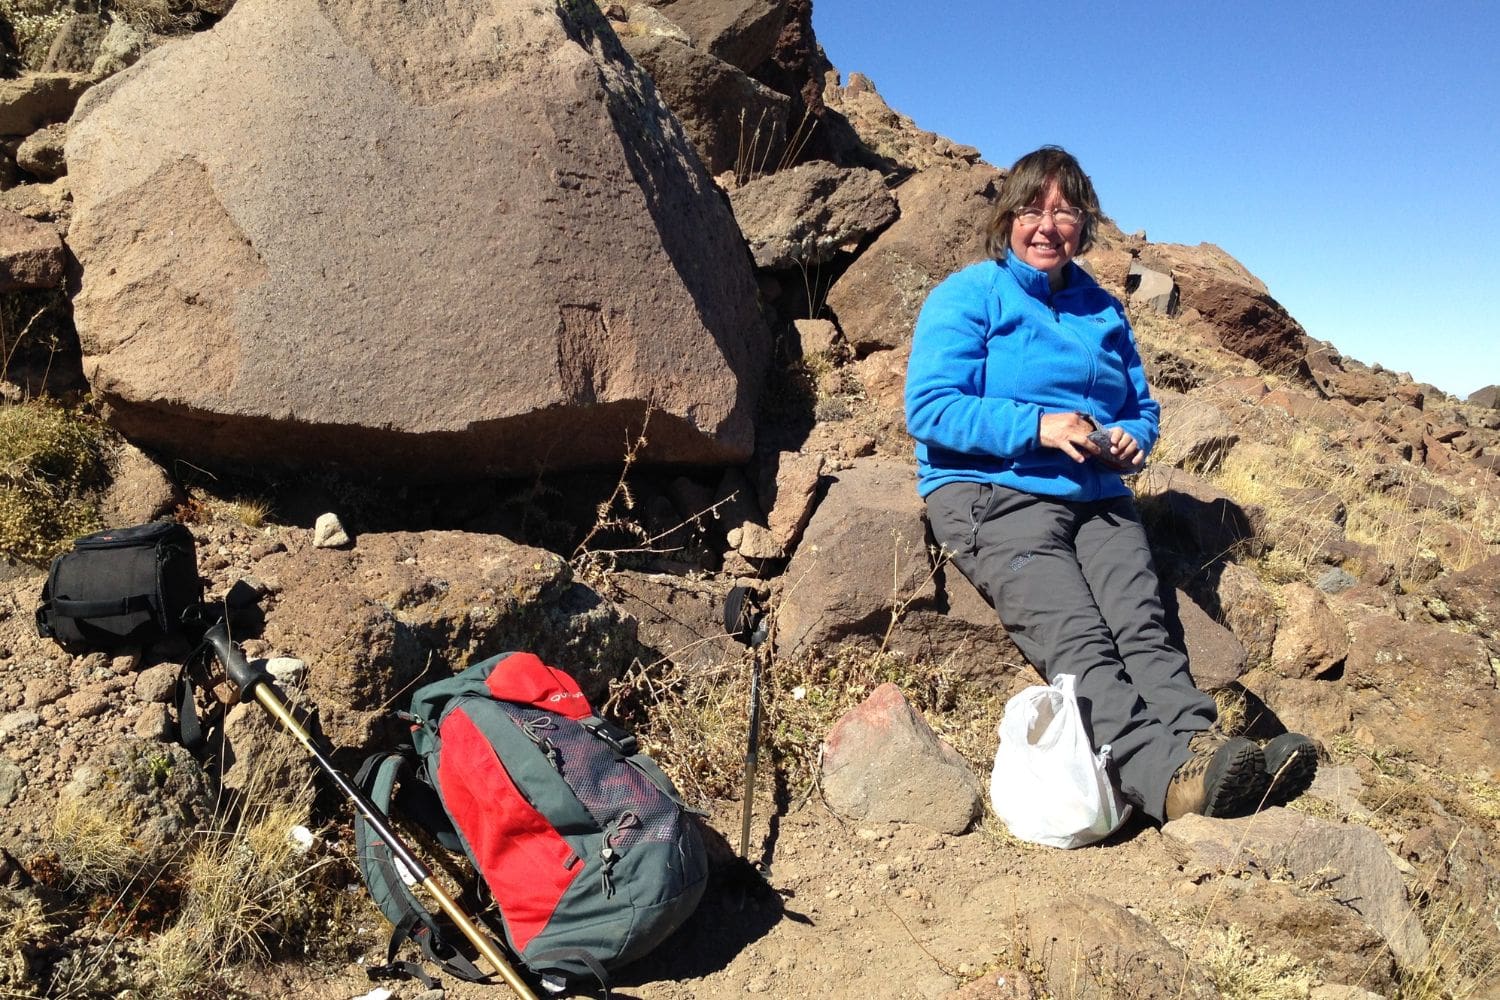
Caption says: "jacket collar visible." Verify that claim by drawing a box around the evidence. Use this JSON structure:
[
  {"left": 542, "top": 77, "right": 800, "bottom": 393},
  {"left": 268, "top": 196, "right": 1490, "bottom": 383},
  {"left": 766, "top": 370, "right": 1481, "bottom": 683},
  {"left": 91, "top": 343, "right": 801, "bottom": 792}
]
[{"left": 1000, "top": 253, "right": 1092, "bottom": 300}]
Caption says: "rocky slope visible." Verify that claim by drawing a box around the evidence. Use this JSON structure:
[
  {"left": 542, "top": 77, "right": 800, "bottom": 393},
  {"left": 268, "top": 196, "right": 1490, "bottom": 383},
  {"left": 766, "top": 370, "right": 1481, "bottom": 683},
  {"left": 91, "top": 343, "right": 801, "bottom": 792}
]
[{"left": 1, "top": 2, "right": 1499, "bottom": 998}]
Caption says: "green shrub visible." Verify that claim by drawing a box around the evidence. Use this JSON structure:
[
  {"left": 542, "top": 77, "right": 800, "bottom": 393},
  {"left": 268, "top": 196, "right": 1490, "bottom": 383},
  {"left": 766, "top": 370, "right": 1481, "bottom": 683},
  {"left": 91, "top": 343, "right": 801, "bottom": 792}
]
[{"left": 0, "top": 400, "right": 105, "bottom": 565}]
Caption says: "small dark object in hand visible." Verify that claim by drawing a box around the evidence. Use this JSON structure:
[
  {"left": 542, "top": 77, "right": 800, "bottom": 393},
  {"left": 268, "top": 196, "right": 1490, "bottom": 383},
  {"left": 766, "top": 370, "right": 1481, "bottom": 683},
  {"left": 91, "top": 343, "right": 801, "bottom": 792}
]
[{"left": 1086, "top": 427, "right": 1114, "bottom": 453}]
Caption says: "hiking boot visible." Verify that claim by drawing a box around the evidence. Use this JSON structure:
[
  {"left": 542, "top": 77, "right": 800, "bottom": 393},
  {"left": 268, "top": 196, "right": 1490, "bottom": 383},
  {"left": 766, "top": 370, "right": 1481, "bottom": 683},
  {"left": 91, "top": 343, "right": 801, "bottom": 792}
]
[
  {"left": 1259, "top": 733, "right": 1318, "bottom": 809},
  {"left": 1164, "top": 735, "right": 1266, "bottom": 821}
]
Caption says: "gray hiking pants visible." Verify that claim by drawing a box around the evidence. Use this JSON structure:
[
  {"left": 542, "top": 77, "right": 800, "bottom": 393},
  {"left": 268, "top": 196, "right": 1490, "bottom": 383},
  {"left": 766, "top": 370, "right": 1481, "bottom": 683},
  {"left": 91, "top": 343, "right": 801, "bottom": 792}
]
[{"left": 926, "top": 482, "right": 1217, "bottom": 823}]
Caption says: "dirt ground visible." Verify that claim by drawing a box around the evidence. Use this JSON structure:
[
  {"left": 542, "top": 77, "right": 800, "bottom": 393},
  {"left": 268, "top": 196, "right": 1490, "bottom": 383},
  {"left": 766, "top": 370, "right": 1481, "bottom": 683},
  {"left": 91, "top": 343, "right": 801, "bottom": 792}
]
[{"left": 246, "top": 798, "right": 1207, "bottom": 1000}]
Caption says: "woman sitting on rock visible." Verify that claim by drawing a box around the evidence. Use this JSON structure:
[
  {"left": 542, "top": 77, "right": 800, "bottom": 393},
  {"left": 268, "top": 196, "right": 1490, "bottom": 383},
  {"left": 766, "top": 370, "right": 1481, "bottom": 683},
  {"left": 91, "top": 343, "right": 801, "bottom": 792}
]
[{"left": 904, "top": 144, "right": 1315, "bottom": 824}]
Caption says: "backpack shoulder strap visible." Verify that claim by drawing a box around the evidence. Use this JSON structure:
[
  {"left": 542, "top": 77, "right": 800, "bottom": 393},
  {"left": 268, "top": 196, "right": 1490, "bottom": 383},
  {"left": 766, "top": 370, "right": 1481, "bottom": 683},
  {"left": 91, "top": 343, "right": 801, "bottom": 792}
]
[
  {"left": 353, "top": 751, "right": 488, "bottom": 985},
  {"left": 173, "top": 638, "right": 226, "bottom": 756}
]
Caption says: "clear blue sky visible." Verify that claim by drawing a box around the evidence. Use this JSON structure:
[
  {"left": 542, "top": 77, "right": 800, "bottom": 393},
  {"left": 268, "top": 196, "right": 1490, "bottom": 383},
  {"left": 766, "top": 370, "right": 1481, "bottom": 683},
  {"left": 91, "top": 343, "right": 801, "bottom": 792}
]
[{"left": 811, "top": 0, "right": 1500, "bottom": 400}]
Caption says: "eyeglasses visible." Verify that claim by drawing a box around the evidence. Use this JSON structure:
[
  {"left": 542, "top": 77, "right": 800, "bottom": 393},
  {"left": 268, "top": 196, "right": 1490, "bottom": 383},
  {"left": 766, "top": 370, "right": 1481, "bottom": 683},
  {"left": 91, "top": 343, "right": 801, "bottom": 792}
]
[{"left": 1016, "top": 206, "right": 1085, "bottom": 228}]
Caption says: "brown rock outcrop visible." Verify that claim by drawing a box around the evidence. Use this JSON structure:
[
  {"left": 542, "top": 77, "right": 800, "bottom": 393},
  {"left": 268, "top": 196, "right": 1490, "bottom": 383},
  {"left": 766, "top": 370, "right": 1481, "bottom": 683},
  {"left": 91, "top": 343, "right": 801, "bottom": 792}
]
[
  {"left": 632, "top": 0, "right": 788, "bottom": 72},
  {"left": 822, "top": 72, "right": 982, "bottom": 173},
  {"left": 1005, "top": 894, "right": 1218, "bottom": 999},
  {"left": 729, "top": 160, "right": 896, "bottom": 269},
  {"left": 619, "top": 31, "right": 789, "bottom": 177},
  {"left": 1141, "top": 242, "right": 1308, "bottom": 376},
  {"left": 253, "top": 530, "right": 637, "bottom": 749},
  {"left": 1270, "top": 582, "right": 1349, "bottom": 679},
  {"left": 0, "top": 208, "right": 64, "bottom": 290},
  {"left": 1169, "top": 588, "right": 1247, "bottom": 691},
  {"left": 1168, "top": 809, "right": 1428, "bottom": 968},
  {"left": 825, "top": 163, "right": 1000, "bottom": 355},
  {"left": 0, "top": 72, "right": 96, "bottom": 135},
  {"left": 1427, "top": 555, "right": 1500, "bottom": 637},
  {"left": 65, "top": 0, "right": 768, "bottom": 481},
  {"left": 773, "top": 457, "right": 931, "bottom": 655}
]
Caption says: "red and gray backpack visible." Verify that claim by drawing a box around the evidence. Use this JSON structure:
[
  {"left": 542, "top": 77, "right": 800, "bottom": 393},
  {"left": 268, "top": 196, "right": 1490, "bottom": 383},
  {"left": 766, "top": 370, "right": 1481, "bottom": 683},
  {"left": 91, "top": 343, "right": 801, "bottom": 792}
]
[{"left": 354, "top": 651, "right": 707, "bottom": 994}]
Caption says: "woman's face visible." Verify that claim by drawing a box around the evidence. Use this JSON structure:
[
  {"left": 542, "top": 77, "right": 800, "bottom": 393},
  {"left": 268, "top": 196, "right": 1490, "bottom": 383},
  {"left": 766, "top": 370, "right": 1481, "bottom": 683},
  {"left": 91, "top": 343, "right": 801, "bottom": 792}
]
[{"left": 1008, "top": 179, "right": 1082, "bottom": 284}]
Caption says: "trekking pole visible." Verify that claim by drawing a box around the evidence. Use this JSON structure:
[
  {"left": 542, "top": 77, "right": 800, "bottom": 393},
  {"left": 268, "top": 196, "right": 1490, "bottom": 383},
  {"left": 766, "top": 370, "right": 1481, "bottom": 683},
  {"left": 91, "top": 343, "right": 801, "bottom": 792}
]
[
  {"left": 724, "top": 586, "right": 768, "bottom": 862},
  {"left": 201, "top": 623, "right": 541, "bottom": 1000},
  {"left": 739, "top": 649, "right": 763, "bottom": 860}
]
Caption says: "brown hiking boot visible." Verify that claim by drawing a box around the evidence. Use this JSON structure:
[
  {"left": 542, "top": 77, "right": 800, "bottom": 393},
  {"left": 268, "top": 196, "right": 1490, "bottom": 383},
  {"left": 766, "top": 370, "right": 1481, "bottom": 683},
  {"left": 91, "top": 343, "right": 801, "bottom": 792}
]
[
  {"left": 1260, "top": 733, "right": 1318, "bottom": 809},
  {"left": 1165, "top": 735, "right": 1266, "bottom": 820}
]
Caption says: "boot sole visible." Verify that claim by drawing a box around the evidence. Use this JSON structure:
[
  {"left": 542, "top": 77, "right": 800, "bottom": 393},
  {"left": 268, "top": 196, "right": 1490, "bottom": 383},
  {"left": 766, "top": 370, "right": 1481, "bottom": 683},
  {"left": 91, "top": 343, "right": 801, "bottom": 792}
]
[
  {"left": 1262, "top": 740, "right": 1318, "bottom": 809},
  {"left": 1202, "top": 740, "right": 1267, "bottom": 818}
]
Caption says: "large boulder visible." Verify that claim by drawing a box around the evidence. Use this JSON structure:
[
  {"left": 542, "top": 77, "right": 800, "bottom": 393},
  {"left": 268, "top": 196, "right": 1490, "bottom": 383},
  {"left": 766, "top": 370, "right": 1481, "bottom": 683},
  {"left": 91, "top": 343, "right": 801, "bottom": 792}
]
[
  {"left": 1167, "top": 810, "right": 1428, "bottom": 968},
  {"left": 773, "top": 456, "right": 1025, "bottom": 676},
  {"left": 773, "top": 457, "right": 930, "bottom": 655},
  {"left": 1465, "top": 385, "right": 1500, "bottom": 409},
  {"left": 65, "top": 0, "right": 769, "bottom": 480}
]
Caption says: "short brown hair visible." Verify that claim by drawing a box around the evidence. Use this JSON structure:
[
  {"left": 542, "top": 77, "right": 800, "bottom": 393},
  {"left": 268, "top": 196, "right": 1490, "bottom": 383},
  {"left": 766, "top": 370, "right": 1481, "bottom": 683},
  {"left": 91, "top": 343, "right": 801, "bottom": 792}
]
[{"left": 984, "top": 145, "right": 1101, "bottom": 261}]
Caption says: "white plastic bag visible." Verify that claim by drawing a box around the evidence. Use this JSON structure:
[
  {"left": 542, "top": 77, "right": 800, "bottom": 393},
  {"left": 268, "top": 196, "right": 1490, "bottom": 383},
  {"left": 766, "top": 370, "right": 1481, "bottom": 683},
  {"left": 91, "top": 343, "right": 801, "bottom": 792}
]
[{"left": 989, "top": 673, "right": 1132, "bottom": 848}]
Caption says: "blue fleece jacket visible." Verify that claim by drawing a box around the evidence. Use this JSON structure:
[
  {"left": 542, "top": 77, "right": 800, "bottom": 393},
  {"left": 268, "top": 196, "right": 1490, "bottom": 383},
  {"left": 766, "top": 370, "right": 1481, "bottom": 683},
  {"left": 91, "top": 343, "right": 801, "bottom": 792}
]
[{"left": 904, "top": 254, "right": 1159, "bottom": 500}]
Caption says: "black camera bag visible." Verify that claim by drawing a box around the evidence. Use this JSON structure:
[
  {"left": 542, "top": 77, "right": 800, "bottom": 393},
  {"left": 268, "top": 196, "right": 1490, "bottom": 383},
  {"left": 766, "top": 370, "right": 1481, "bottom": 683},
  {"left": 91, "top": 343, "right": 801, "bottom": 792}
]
[{"left": 36, "top": 522, "right": 203, "bottom": 650}]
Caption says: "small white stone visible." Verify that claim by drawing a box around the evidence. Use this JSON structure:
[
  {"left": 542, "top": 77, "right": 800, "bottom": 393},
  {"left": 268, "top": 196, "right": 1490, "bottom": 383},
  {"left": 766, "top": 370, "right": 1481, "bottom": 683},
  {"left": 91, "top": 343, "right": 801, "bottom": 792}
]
[
  {"left": 0, "top": 712, "right": 40, "bottom": 739},
  {"left": 288, "top": 825, "right": 316, "bottom": 853},
  {"left": 266, "top": 657, "right": 307, "bottom": 686},
  {"left": 313, "top": 512, "right": 351, "bottom": 548}
]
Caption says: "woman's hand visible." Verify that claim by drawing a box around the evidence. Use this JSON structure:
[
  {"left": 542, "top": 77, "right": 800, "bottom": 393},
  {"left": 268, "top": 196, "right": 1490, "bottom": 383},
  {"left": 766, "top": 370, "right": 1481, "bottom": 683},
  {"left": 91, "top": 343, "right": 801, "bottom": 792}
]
[
  {"left": 1096, "top": 427, "right": 1145, "bottom": 472},
  {"left": 1038, "top": 411, "right": 1102, "bottom": 463},
  {"left": 1038, "top": 413, "right": 1145, "bottom": 471}
]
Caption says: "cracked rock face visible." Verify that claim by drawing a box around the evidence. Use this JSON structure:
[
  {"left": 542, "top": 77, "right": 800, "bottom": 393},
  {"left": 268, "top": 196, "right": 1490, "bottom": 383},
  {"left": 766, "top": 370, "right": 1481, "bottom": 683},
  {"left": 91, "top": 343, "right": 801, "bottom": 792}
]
[{"left": 65, "top": 0, "right": 768, "bottom": 480}]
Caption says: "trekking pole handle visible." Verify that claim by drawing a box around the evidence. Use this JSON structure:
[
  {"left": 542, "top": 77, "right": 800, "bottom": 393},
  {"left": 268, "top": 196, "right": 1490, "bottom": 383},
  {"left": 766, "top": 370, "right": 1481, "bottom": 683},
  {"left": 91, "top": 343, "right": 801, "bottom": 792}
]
[{"left": 203, "top": 621, "right": 272, "bottom": 697}]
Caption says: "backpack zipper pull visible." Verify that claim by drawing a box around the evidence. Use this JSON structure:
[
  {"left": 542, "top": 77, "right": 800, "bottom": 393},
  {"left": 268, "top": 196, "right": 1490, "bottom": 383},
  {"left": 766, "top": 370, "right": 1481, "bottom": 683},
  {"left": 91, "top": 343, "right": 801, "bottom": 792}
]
[
  {"left": 599, "top": 846, "right": 618, "bottom": 897},
  {"left": 522, "top": 715, "right": 564, "bottom": 771}
]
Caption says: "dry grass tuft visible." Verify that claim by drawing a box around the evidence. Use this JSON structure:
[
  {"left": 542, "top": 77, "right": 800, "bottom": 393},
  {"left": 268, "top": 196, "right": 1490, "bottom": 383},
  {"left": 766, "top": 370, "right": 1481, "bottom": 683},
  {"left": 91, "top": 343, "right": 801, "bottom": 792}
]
[
  {"left": 38, "top": 731, "right": 358, "bottom": 998},
  {"left": 609, "top": 631, "right": 1009, "bottom": 809},
  {"left": 1208, "top": 429, "right": 1500, "bottom": 584},
  {"left": 139, "top": 804, "right": 334, "bottom": 999},
  {"left": 234, "top": 496, "right": 274, "bottom": 529},
  {"left": 0, "top": 889, "right": 62, "bottom": 994},
  {"left": 49, "top": 796, "right": 149, "bottom": 894},
  {"left": 1396, "top": 885, "right": 1500, "bottom": 1000},
  {"left": 1199, "top": 924, "right": 1315, "bottom": 1000},
  {"left": 109, "top": 0, "right": 204, "bottom": 32}
]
